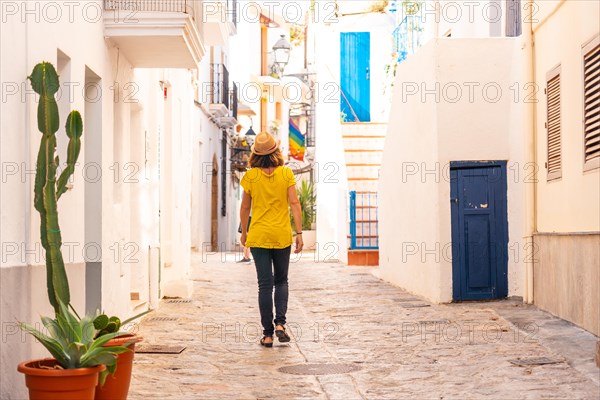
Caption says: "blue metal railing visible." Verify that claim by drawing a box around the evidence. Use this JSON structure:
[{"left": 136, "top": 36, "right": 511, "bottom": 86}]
[
  {"left": 349, "top": 191, "right": 379, "bottom": 250},
  {"left": 392, "top": 15, "right": 422, "bottom": 63}
]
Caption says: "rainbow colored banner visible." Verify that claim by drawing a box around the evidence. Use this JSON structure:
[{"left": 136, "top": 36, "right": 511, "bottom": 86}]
[{"left": 289, "top": 117, "right": 305, "bottom": 161}]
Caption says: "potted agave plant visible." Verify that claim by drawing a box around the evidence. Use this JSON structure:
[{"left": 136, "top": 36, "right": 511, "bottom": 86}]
[
  {"left": 17, "top": 61, "right": 149, "bottom": 400},
  {"left": 93, "top": 309, "right": 151, "bottom": 400},
  {"left": 18, "top": 302, "right": 130, "bottom": 400}
]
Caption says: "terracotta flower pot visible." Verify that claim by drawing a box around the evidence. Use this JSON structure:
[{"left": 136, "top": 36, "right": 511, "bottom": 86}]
[
  {"left": 95, "top": 334, "right": 143, "bottom": 400},
  {"left": 17, "top": 358, "right": 105, "bottom": 400}
]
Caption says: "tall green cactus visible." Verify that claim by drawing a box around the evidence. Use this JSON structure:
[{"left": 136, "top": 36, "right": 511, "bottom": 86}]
[{"left": 28, "top": 62, "right": 83, "bottom": 312}]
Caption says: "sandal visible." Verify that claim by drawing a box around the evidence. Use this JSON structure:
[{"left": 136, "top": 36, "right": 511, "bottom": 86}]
[
  {"left": 275, "top": 325, "right": 291, "bottom": 343},
  {"left": 260, "top": 336, "right": 273, "bottom": 348}
]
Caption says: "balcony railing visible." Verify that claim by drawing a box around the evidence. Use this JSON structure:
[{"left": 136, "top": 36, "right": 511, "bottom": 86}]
[
  {"left": 104, "top": 0, "right": 188, "bottom": 13},
  {"left": 103, "top": 0, "right": 205, "bottom": 68},
  {"left": 229, "top": 82, "right": 238, "bottom": 120},
  {"left": 210, "top": 63, "right": 230, "bottom": 109},
  {"left": 393, "top": 15, "right": 422, "bottom": 63}
]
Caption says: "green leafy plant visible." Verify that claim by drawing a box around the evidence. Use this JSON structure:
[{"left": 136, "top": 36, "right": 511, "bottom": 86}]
[
  {"left": 28, "top": 61, "right": 83, "bottom": 313},
  {"left": 289, "top": 24, "right": 305, "bottom": 46},
  {"left": 402, "top": 0, "right": 423, "bottom": 16},
  {"left": 291, "top": 180, "right": 316, "bottom": 231},
  {"left": 369, "top": 0, "right": 388, "bottom": 13},
  {"left": 93, "top": 309, "right": 153, "bottom": 339},
  {"left": 340, "top": 110, "right": 348, "bottom": 123},
  {"left": 19, "top": 302, "right": 130, "bottom": 384}
]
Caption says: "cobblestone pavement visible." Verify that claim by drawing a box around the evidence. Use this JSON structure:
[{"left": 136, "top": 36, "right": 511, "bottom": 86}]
[{"left": 129, "top": 252, "right": 600, "bottom": 400}]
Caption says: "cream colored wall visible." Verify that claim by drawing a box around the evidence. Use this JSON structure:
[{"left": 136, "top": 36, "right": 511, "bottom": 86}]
[
  {"left": 533, "top": 0, "right": 600, "bottom": 233},
  {"left": 533, "top": 233, "right": 600, "bottom": 336}
]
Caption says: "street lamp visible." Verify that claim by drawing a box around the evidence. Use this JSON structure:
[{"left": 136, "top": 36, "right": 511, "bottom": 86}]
[
  {"left": 272, "top": 34, "right": 291, "bottom": 76},
  {"left": 245, "top": 125, "right": 256, "bottom": 146}
]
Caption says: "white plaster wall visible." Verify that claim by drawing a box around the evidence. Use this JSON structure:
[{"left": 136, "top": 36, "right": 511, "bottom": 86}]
[
  {"left": 378, "top": 42, "right": 441, "bottom": 301},
  {"left": 157, "top": 69, "right": 195, "bottom": 298},
  {"left": 0, "top": 2, "right": 199, "bottom": 396},
  {"left": 379, "top": 38, "right": 525, "bottom": 303},
  {"left": 314, "top": 23, "right": 349, "bottom": 264},
  {"left": 0, "top": 2, "right": 113, "bottom": 396},
  {"left": 532, "top": 0, "right": 600, "bottom": 233},
  {"left": 0, "top": 2, "right": 28, "bottom": 271},
  {"left": 434, "top": 0, "right": 506, "bottom": 38}
]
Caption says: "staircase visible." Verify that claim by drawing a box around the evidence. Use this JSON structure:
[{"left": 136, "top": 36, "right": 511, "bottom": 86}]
[{"left": 342, "top": 123, "right": 387, "bottom": 266}]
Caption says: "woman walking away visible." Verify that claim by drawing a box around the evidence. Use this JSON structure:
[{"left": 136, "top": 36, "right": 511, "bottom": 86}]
[{"left": 239, "top": 132, "right": 303, "bottom": 348}]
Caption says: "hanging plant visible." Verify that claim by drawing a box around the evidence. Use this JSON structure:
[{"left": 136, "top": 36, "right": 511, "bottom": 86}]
[
  {"left": 289, "top": 25, "right": 305, "bottom": 46},
  {"left": 369, "top": 0, "right": 389, "bottom": 13}
]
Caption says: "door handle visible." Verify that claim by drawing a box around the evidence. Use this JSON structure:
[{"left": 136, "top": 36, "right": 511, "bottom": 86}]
[
  {"left": 450, "top": 198, "right": 458, "bottom": 203},
  {"left": 366, "top": 67, "right": 370, "bottom": 80}
]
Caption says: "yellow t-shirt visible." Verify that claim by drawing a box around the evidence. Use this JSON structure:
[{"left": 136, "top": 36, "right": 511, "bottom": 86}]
[{"left": 241, "top": 166, "right": 296, "bottom": 249}]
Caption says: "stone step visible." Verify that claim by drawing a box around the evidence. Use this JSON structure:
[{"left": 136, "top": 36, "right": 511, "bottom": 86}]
[
  {"left": 341, "top": 122, "right": 388, "bottom": 137},
  {"left": 348, "top": 180, "right": 379, "bottom": 192},
  {"left": 347, "top": 249, "right": 379, "bottom": 266},
  {"left": 347, "top": 166, "right": 381, "bottom": 179},
  {"left": 344, "top": 151, "right": 384, "bottom": 165},
  {"left": 342, "top": 140, "right": 385, "bottom": 152}
]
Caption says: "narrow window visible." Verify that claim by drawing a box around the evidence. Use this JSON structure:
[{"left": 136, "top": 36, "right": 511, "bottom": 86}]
[
  {"left": 583, "top": 36, "right": 600, "bottom": 171},
  {"left": 546, "top": 65, "right": 561, "bottom": 181}
]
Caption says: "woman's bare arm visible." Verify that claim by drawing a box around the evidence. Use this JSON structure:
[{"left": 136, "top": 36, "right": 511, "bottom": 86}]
[
  {"left": 240, "top": 191, "right": 252, "bottom": 245},
  {"left": 288, "top": 185, "right": 302, "bottom": 233},
  {"left": 288, "top": 185, "right": 304, "bottom": 253}
]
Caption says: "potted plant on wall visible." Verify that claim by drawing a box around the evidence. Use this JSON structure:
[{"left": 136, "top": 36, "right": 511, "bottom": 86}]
[
  {"left": 291, "top": 180, "right": 317, "bottom": 249},
  {"left": 16, "top": 61, "right": 147, "bottom": 400}
]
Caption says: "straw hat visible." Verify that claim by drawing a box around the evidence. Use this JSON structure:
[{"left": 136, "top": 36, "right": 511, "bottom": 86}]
[{"left": 251, "top": 132, "right": 280, "bottom": 155}]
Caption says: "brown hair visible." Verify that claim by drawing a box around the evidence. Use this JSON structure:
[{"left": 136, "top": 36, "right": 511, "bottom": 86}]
[{"left": 248, "top": 148, "right": 284, "bottom": 168}]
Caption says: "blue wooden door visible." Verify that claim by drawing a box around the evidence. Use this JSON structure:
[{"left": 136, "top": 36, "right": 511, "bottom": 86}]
[
  {"left": 340, "top": 32, "right": 370, "bottom": 122},
  {"left": 450, "top": 162, "right": 508, "bottom": 301}
]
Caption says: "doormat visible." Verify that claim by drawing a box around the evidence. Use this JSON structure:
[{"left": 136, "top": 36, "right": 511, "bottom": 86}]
[
  {"left": 508, "top": 357, "right": 564, "bottom": 367},
  {"left": 136, "top": 344, "right": 187, "bottom": 354}
]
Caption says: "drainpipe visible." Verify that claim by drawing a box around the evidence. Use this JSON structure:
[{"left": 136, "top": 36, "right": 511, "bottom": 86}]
[{"left": 523, "top": 0, "right": 536, "bottom": 304}]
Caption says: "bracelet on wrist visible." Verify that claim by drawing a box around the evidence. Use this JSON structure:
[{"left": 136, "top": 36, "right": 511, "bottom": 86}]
[{"left": 296, "top": 232, "right": 302, "bottom": 235}]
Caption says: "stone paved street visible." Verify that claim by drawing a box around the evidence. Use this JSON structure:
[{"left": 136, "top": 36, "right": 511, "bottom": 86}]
[{"left": 129, "top": 253, "right": 600, "bottom": 399}]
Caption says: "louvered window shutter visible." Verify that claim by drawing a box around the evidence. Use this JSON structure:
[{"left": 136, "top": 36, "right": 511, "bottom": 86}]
[
  {"left": 546, "top": 67, "right": 561, "bottom": 181},
  {"left": 583, "top": 37, "right": 600, "bottom": 170}
]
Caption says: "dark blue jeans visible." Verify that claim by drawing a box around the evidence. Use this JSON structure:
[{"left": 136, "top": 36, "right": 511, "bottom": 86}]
[{"left": 250, "top": 246, "right": 291, "bottom": 337}]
